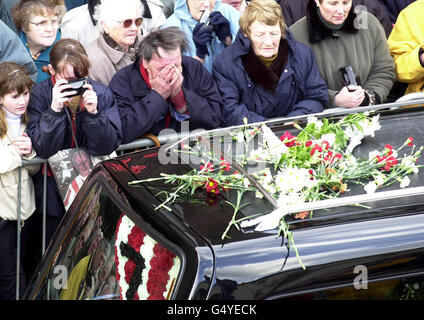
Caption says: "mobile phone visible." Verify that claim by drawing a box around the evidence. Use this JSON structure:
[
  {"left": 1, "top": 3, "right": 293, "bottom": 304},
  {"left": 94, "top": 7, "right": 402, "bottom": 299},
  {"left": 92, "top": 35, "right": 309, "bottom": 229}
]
[
  {"left": 63, "top": 78, "right": 87, "bottom": 97},
  {"left": 340, "top": 66, "right": 358, "bottom": 86},
  {"left": 199, "top": 9, "right": 212, "bottom": 28}
]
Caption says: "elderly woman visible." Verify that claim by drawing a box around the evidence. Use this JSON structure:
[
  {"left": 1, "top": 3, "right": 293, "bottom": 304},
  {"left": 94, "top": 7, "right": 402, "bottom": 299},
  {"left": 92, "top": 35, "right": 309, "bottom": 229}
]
[
  {"left": 61, "top": 0, "right": 166, "bottom": 48},
  {"left": 212, "top": 0, "right": 328, "bottom": 126},
  {"left": 11, "top": 0, "right": 67, "bottom": 83},
  {"left": 25, "top": 38, "right": 122, "bottom": 278},
  {"left": 290, "top": 0, "right": 395, "bottom": 108},
  {"left": 163, "top": 0, "right": 240, "bottom": 72},
  {"left": 85, "top": 0, "right": 144, "bottom": 85}
]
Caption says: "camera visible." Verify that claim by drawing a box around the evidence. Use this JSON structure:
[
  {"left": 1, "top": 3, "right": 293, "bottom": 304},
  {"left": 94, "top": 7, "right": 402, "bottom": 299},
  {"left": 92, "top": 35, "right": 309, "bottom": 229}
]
[
  {"left": 339, "top": 66, "right": 358, "bottom": 87},
  {"left": 199, "top": 9, "right": 213, "bottom": 30},
  {"left": 63, "top": 78, "right": 87, "bottom": 97}
]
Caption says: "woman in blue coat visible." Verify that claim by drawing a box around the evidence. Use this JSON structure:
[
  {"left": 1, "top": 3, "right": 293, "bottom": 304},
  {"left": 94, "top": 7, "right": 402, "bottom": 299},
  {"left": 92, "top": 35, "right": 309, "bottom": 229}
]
[
  {"left": 213, "top": 0, "right": 328, "bottom": 126},
  {"left": 163, "top": 0, "right": 240, "bottom": 73},
  {"left": 25, "top": 39, "right": 122, "bottom": 278}
]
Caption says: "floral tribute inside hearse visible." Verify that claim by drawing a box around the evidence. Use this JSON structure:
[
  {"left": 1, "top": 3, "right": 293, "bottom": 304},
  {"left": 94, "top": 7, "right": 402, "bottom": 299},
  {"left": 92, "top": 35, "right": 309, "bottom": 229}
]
[{"left": 129, "top": 112, "right": 423, "bottom": 269}]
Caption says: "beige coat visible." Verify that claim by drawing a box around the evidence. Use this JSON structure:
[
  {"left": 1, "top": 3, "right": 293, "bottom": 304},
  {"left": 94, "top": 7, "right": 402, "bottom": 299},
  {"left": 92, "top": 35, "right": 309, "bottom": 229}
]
[
  {"left": 86, "top": 34, "right": 137, "bottom": 86},
  {"left": 0, "top": 124, "right": 39, "bottom": 221}
]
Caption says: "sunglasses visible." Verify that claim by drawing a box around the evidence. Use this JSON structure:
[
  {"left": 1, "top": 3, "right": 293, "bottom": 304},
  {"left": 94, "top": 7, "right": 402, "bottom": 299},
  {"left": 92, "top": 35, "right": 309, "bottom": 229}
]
[{"left": 119, "top": 17, "right": 143, "bottom": 28}]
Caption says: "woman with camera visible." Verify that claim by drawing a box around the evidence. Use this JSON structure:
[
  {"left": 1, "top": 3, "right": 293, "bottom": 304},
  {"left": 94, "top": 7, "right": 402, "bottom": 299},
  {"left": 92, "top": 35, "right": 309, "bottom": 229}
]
[
  {"left": 24, "top": 38, "right": 122, "bottom": 279},
  {"left": 290, "top": 0, "right": 395, "bottom": 108},
  {"left": 11, "top": 0, "right": 67, "bottom": 83}
]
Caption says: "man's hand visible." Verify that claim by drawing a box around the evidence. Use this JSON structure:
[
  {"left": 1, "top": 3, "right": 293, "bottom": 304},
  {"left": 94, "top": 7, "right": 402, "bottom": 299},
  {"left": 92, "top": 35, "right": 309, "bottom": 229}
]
[
  {"left": 148, "top": 64, "right": 175, "bottom": 99},
  {"left": 170, "top": 64, "right": 184, "bottom": 98},
  {"left": 334, "top": 86, "right": 365, "bottom": 108}
]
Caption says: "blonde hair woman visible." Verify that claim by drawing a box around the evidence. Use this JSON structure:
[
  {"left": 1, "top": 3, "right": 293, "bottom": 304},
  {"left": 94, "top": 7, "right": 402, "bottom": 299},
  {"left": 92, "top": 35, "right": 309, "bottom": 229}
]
[{"left": 212, "top": 0, "right": 328, "bottom": 126}]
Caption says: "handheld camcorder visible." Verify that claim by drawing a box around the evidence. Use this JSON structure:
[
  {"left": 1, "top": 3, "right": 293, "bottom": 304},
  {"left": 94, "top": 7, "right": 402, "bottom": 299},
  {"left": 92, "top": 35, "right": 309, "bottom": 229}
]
[{"left": 63, "top": 78, "right": 87, "bottom": 97}]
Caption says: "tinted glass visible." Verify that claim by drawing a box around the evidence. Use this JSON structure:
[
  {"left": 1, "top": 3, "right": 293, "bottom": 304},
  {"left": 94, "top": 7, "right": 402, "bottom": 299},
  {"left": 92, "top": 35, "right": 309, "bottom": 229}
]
[{"left": 33, "top": 180, "right": 181, "bottom": 300}]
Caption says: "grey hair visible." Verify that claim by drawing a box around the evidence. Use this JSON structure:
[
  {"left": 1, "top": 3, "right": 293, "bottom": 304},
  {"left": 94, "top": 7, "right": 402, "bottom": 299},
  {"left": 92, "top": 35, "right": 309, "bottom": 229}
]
[
  {"left": 136, "top": 27, "right": 189, "bottom": 62},
  {"left": 94, "top": 0, "right": 144, "bottom": 33}
]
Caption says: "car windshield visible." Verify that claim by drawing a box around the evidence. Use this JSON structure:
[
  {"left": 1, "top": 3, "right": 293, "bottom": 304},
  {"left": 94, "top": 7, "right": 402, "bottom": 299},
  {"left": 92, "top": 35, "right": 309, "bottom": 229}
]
[{"left": 135, "top": 106, "right": 424, "bottom": 235}]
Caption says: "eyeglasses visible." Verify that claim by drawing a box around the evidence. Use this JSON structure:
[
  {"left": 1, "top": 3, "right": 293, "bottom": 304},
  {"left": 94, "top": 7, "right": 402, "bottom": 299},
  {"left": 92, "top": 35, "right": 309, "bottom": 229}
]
[
  {"left": 118, "top": 17, "right": 143, "bottom": 28},
  {"left": 29, "top": 18, "right": 59, "bottom": 29}
]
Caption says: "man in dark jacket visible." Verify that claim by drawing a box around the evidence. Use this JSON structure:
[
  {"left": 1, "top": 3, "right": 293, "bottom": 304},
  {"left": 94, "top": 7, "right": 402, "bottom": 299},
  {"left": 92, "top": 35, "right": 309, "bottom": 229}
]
[
  {"left": 213, "top": 0, "right": 328, "bottom": 127},
  {"left": 109, "top": 27, "right": 223, "bottom": 144},
  {"left": 279, "top": 0, "right": 393, "bottom": 37}
]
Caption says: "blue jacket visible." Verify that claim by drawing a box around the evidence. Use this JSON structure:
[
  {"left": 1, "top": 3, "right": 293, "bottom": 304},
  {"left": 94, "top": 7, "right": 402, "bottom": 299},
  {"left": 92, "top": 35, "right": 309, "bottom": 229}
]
[
  {"left": 108, "top": 56, "right": 223, "bottom": 144},
  {"left": 27, "top": 77, "right": 122, "bottom": 217},
  {"left": 19, "top": 30, "right": 61, "bottom": 83},
  {"left": 212, "top": 30, "right": 328, "bottom": 126},
  {"left": 163, "top": 0, "right": 240, "bottom": 73}
]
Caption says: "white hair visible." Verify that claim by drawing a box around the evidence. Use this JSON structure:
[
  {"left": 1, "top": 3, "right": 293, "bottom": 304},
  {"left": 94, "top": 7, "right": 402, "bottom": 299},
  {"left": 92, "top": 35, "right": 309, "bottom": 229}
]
[{"left": 94, "top": 0, "right": 144, "bottom": 33}]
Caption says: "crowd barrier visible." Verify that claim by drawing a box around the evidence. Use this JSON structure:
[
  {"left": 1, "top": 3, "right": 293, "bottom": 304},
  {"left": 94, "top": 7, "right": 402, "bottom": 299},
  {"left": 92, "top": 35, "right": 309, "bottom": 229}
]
[{"left": 12, "top": 96, "right": 424, "bottom": 300}]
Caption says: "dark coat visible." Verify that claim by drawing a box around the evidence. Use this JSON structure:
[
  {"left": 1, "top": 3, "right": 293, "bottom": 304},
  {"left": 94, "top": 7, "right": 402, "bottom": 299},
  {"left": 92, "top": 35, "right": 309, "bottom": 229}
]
[
  {"left": 377, "top": 0, "right": 415, "bottom": 24},
  {"left": 27, "top": 77, "right": 122, "bottom": 218},
  {"left": 108, "top": 56, "right": 223, "bottom": 144},
  {"left": 212, "top": 30, "right": 328, "bottom": 126},
  {"left": 279, "top": 0, "right": 393, "bottom": 37}
]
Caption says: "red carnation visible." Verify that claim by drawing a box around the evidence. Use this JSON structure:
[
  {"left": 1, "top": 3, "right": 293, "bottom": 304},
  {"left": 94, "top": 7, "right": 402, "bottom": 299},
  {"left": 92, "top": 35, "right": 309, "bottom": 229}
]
[
  {"left": 128, "top": 226, "right": 145, "bottom": 252},
  {"left": 124, "top": 260, "right": 136, "bottom": 284},
  {"left": 280, "top": 131, "right": 297, "bottom": 147}
]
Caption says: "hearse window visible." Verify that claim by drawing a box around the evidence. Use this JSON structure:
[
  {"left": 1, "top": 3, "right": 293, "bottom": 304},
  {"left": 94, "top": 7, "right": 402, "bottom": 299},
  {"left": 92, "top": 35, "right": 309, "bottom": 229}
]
[{"left": 35, "top": 181, "right": 181, "bottom": 300}]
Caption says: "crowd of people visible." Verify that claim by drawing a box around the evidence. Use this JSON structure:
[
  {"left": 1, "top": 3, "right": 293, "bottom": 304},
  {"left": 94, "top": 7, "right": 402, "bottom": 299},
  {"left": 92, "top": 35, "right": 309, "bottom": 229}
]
[{"left": 0, "top": 0, "right": 423, "bottom": 300}]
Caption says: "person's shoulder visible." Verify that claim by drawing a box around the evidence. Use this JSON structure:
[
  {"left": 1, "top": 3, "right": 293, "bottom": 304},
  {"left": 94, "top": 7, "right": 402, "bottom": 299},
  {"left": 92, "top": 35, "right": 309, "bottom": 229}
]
[
  {"left": 163, "top": 13, "right": 183, "bottom": 28},
  {"left": 182, "top": 55, "right": 204, "bottom": 70},
  {"left": 61, "top": 4, "right": 90, "bottom": 25},
  {"left": 289, "top": 16, "right": 308, "bottom": 34},
  {"left": 31, "top": 78, "right": 53, "bottom": 93},
  {"left": 146, "top": 0, "right": 164, "bottom": 9},
  {"left": 109, "top": 62, "right": 137, "bottom": 86},
  {"left": 401, "top": 0, "right": 424, "bottom": 13}
]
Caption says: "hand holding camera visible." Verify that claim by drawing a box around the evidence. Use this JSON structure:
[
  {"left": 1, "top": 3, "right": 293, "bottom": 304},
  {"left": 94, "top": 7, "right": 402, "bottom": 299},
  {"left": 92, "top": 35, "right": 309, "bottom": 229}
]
[
  {"left": 193, "top": 22, "right": 213, "bottom": 60},
  {"left": 51, "top": 78, "right": 97, "bottom": 114},
  {"left": 82, "top": 82, "right": 98, "bottom": 114},
  {"left": 334, "top": 85, "right": 365, "bottom": 108},
  {"left": 209, "top": 11, "right": 232, "bottom": 45}
]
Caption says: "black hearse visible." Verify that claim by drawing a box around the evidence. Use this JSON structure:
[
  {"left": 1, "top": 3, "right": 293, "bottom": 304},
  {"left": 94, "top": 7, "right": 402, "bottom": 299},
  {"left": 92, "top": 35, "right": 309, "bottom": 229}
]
[{"left": 24, "top": 103, "right": 424, "bottom": 300}]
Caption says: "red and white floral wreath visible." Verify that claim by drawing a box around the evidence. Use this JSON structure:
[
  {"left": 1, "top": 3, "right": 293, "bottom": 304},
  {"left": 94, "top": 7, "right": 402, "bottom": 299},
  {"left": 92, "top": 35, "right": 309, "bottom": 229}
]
[{"left": 115, "top": 214, "right": 180, "bottom": 300}]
